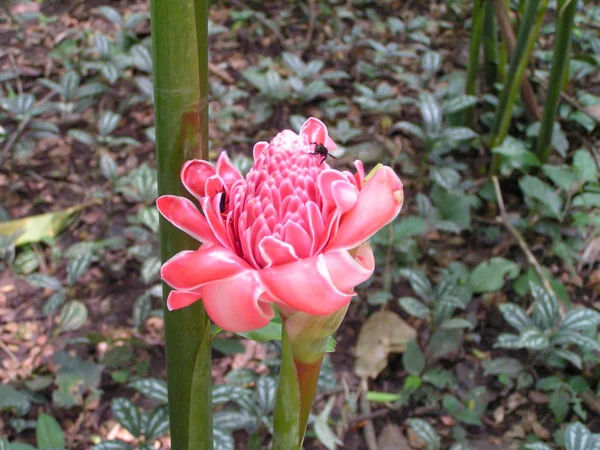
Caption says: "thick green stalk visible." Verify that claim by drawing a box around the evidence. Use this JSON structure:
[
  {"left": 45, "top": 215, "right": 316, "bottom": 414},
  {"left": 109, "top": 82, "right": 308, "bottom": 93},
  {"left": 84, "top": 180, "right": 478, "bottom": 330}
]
[
  {"left": 151, "top": 1, "right": 212, "bottom": 449},
  {"left": 490, "top": 0, "right": 549, "bottom": 171},
  {"left": 535, "top": 0, "right": 578, "bottom": 163},
  {"left": 483, "top": 0, "right": 499, "bottom": 87},
  {"left": 464, "top": 0, "right": 486, "bottom": 126},
  {"left": 273, "top": 306, "right": 349, "bottom": 449}
]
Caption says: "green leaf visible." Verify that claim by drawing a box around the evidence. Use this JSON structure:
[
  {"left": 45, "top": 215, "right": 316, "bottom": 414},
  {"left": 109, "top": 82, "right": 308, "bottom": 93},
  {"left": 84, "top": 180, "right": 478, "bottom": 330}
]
[
  {"left": 428, "top": 329, "right": 461, "bottom": 360},
  {"left": 36, "top": 414, "right": 65, "bottom": 449},
  {"left": 314, "top": 396, "right": 343, "bottom": 450},
  {"left": 0, "top": 204, "right": 88, "bottom": 246},
  {"left": 98, "top": 111, "right": 121, "bottom": 136},
  {"left": 543, "top": 165, "right": 578, "bottom": 191},
  {"left": 482, "top": 358, "right": 523, "bottom": 377},
  {"left": 272, "top": 326, "right": 301, "bottom": 449},
  {"left": 442, "top": 95, "right": 477, "bottom": 115},
  {"left": 6, "top": 444, "right": 37, "bottom": 450},
  {"left": 470, "top": 257, "right": 520, "bottom": 293},
  {"left": 524, "top": 442, "right": 554, "bottom": 450},
  {"left": 530, "top": 284, "right": 559, "bottom": 330},
  {"left": 430, "top": 167, "right": 460, "bottom": 191},
  {"left": 517, "top": 328, "right": 550, "bottom": 350},
  {"left": 97, "top": 6, "right": 122, "bottom": 26},
  {"left": 393, "top": 216, "right": 428, "bottom": 237},
  {"left": 111, "top": 398, "right": 142, "bottom": 436},
  {"left": 519, "top": 176, "right": 563, "bottom": 219},
  {"left": 403, "top": 340, "right": 425, "bottom": 375},
  {"left": 132, "top": 293, "right": 152, "bottom": 329},
  {"left": 440, "top": 318, "right": 473, "bottom": 330},
  {"left": 140, "top": 256, "right": 160, "bottom": 284},
  {"left": 58, "top": 300, "right": 88, "bottom": 333},
  {"left": 398, "top": 297, "right": 431, "bottom": 318},
  {"left": 399, "top": 269, "right": 433, "bottom": 302},
  {"left": 145, "top": 406, "right": 169, "bottom": 439},
  {"left": 213, "top": 410, "right": 255, "bottom": 431},
  {"left": 238, "top": 320, "right": 282, "bottom": 342},
  {"left": 213, "top": 428, "right": 234, "bottom": 450},
  {"left": 422, "top": 368, "right": 456, "bottom": 389},
  {"left": 212, "top": 339, "right": 245, "bottom": 355},
  {"left": 0, "top": 385, "right": 30, "bottom": 415},
  {"left": 553, "top": 348, "right": 582, "bottom": 369},
  {"left": 392, "top": 121, "right": 425, "bottom": 140},
  {"left": 549, "top": 388, "right": 570, "bottom": 422},
  {"left": 573, "top": 149, "right": 598, "bottom": 183},
  {"left": 42, "top": 291, "right": 65, "bottom": 317},
  {"left": 212, "top": 385, "right": 253, "bottom": 409},
  {"left": 100, "top": 153, "right": 118, "bottom": 181},
  {"left": 406, "top": 418, "right": 440, "bottom": 450},
  {"left": 13, "top": 250, "right": 39, "bottom": 274},
  {"left": 27, "top": 274, "right": 63, "bottom": 291},
  {"left": 68, "top": 129, "right": 96, "bottom": 146},
  {"left": 560, "top": 308, "right": 600, "bottom": 331},
  {"left": 67, "top": 252, "right": 93, "bottom": 285},
  {"left": 498, "top": 304, "right": 533, "bottom": 332},
  {"left": 128, "top": 378, "right": 168, "bottom": 404},
  {"left": 256, "top": 376, "right": 277, "bottom": 413},
  {"left": 564, "top": 422, "right": 597, "bottom": 450},
  {"left": 552, "top": 331, "right": 600, "bottom": 352},
  {"left": 492, "top": 136, "right": 540, "bottom": 175}
]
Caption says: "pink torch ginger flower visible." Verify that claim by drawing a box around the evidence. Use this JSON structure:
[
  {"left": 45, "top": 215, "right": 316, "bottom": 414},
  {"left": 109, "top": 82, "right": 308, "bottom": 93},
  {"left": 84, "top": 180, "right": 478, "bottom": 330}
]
[{"left": 157, "top": 118, "right": 404, "bottom": 332}]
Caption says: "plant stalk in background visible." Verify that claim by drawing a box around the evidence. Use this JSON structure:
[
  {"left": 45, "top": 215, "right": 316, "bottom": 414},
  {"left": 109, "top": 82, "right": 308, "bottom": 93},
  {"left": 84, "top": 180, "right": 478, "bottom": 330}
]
[
  {"left": 483, "top": 0, "right": 499, "bottom": 87},
  {"left": 464, "top": 0, "right": 486, "bottom": 127},
  {"left": 490, "top": 0, "right": 549, "bottom": 172},
  {"left": 150, "top": 0, "right": 212, "bottom": 449},
  {"left": 535, "top": 0, "right": 578, "bottom": 163}
]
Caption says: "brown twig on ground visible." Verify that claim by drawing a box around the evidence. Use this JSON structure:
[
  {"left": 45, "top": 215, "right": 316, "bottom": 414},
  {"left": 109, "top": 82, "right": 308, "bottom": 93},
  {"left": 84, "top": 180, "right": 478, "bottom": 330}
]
[
  {"left": 304, "top": 0, "right": 317, "bottom": 53},
  {"left": 492, "top": 176, "right": 556, "bottom": 313},
  {"left": 581, "top": 390, "right": 600, "bottom": 417},
  {"left": 382, "top": 224, "right": 394, "bottom": 292},
  {"left": 359, "top": 377, "right": 379, "bottom": 450},
  {"left": 491, "top": 0, "right": 541, "bottom": 121},
  {"left": 536, "top": 78, "right": 600, "bottom": 126}
]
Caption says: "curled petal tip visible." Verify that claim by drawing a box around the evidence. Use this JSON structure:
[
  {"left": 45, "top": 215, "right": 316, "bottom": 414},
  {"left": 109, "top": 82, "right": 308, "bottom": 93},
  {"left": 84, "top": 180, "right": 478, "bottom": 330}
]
[{"left": 394, "top": 189, "right": 404, "bottom": 205}]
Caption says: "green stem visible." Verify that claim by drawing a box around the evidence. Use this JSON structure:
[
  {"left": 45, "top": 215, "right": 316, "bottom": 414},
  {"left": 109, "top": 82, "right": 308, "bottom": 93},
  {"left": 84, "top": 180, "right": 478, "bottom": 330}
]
[
  {"left": 151, "top": 1, "right": 212, "bottom": 449},
  {"left": 272, "top": 305, "right": 349, "bottom": 449},
  {"left": 464, "top": 0, "right": 486, "bottom": 127},
  {"left": 535, "top": 0, "right": 578, "bottom": 163},
  {"left": 296, "top": 357, "right": 324, "bottom": 443},
  {"left": 490, "top": 0, "right": 549, "bottom": 172},
  {"left": 483, "top": 0, "right": 499, "bottom": 87}
]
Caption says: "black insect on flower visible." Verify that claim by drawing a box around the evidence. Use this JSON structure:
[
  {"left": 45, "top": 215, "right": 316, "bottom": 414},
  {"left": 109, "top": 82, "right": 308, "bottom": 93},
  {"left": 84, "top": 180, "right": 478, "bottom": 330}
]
[
  {"left": 219, "top": 188, "right": 229, "bottom": 218},
  {"left": 310, "top": 142, "right": 338, "bottom": 164}
]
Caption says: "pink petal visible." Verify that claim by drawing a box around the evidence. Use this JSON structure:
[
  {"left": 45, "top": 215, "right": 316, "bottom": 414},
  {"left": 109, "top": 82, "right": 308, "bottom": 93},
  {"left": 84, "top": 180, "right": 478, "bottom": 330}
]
[
  {"left": 156, "top": 195, "right": 217, "bottom": 245},
  {"left": 324, "top": 244, "right": 374, "bottom": 293},
  {"left": 281, "top": 220, "right": 311, "bottom": 258},
  {"left": 181, "top": 159, "right": 216, "bottom": 200},
  {"left": 305, "top": 202, "right": 326, "bottom": 253},
  {"left": 260, "top": 252, "right": 359, "bottom": 316},
  {"left": 202, "top": 271, "right": 274, "bottom": 332},
  {"left": 299, "top": 117, "right": 337, "bottom": 150},
  {"left": 166, "top": 290, "right": 202, "bottom": 310},
  {"left": 327, "top": 166, "right": 404, "bottom": 251},
  {"left": 161, "top": 246, "right": 251, "bottom": 291},
  {"left": 318, "top": 170, "right": 356, "bottom": 216},
  {"left": 258, "top": 236, "right": 298, "bottom": 267},
  {"left": 201, "top": 197, "right": 234, "bottom": 250},
  {"left": 215, "top": 152, "right": 244, "bottom": 188},
  {"left": 253, "top": 141, "right": 268, "bottom": 160}
]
